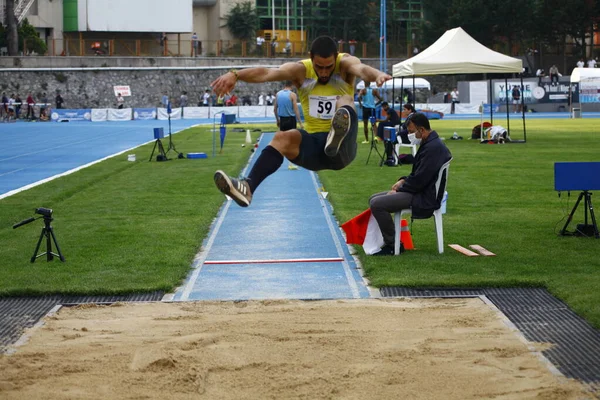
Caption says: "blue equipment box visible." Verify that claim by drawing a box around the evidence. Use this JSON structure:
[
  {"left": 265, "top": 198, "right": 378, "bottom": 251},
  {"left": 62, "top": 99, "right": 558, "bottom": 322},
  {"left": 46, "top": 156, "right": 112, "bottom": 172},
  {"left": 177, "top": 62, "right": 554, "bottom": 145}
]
[
  {"left": 187, "top": 152, "right": 207, "bottom": 159},
  {"left": 153, "top": 127, "right": 164, "bottom": 139}
]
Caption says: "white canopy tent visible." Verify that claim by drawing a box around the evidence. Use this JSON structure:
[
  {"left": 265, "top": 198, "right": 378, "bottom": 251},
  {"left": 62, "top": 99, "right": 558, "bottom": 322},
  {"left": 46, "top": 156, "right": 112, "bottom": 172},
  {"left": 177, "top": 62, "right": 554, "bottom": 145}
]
[
  {"left": 570, "top": 67, "right": 600, "bottom": 83},
  {"left": 392, "top": 27, "right": 522, "bottom": 77},
  {"left": 356, "top": 78, "right": 431, "bottom": 90},
  {"left": 569, "top": 68, "right": 600, "bottom": 116},
  {"left": 391, "top": 27, "right": 526, "bottom": 142}
]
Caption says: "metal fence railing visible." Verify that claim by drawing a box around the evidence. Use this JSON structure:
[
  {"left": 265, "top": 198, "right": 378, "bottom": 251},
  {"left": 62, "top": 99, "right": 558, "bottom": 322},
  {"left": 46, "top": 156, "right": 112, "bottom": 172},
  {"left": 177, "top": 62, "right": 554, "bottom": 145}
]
[{"left": 21, "top": 38, "right": 413, "bottom": 59}]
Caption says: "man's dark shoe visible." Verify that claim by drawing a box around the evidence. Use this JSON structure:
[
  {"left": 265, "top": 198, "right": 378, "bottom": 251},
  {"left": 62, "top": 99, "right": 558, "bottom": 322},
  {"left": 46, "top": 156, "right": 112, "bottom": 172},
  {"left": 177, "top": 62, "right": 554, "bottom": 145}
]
[
  {"left": 324, "top": 107, "right": 351, "bottom": 157},
  {"left": 214, "top": 170, "right": 253, "bottom": 207},
  {"left": 372, "top": 244, "right": 396, "bottom": 256}
]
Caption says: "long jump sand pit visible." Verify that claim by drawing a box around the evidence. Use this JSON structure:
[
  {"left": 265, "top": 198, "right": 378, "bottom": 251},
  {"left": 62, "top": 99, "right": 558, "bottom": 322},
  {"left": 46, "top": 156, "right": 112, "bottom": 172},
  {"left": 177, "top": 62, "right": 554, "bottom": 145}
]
[{"left": 0, "top": 298, "right": 589, "bottom": 399}]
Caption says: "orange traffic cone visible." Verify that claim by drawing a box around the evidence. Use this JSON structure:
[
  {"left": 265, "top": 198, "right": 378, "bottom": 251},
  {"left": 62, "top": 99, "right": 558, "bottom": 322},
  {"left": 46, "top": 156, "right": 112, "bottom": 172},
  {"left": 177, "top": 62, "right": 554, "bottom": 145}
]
[{"left": 400, "top": 219, "right": 414, "bottom": 250}]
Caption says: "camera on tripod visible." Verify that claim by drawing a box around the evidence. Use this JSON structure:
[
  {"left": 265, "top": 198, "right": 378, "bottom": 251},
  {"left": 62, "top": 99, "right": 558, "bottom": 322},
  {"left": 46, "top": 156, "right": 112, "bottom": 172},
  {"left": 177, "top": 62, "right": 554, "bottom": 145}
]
[
  {"left": 13, "top": 207, "right": 65, "bottom": 263},
  {"left": 35, "top": 207, "right": 53, "bottom": 218}
]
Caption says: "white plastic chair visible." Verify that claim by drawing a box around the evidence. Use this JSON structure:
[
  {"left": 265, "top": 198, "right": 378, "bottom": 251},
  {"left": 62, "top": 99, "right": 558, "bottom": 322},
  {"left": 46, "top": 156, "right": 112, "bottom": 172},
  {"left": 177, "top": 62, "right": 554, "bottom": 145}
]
[
  {"left": 394, "top": 158, "right": 452, "bottom": 255},
  {"left": 394, "top": 127, "right": 417, "bottom": 158}
]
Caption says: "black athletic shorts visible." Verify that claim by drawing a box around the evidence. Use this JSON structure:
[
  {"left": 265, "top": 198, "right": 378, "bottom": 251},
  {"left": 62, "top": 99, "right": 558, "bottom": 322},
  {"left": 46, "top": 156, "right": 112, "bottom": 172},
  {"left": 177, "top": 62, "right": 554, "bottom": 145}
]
[
  {"left": 279, "top": 116, "right": 297, "bottom": 131},
  {"left": 362, "top": 107, "right": 375, "bottom": 121},
  {"left": 290, "top": 107, "right": 358, "bottom": 171}
]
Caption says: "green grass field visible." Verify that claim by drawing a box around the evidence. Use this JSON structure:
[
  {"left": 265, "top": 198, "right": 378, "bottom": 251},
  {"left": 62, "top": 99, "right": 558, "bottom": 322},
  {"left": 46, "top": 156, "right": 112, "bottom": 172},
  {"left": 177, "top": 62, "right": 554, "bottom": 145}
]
[{"left": 1, "top": 118, "right": 599, "bottom": 328}]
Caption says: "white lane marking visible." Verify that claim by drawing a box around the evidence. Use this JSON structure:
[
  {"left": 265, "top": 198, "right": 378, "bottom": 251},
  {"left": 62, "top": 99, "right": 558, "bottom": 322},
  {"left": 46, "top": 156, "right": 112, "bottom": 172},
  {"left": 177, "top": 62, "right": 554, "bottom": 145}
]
[{"left": 310, "top": 171, "right": 361, "bottom": 298}]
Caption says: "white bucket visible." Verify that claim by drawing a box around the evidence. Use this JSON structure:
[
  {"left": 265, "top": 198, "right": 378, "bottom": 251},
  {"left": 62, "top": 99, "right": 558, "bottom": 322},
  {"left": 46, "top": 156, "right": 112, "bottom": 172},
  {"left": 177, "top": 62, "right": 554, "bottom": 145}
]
[
  {"left": 440, "top": 191, "right": 448, "bottom": 214},
  {"left": 127, "top": 154, "right": 136, "bottom": 162}
]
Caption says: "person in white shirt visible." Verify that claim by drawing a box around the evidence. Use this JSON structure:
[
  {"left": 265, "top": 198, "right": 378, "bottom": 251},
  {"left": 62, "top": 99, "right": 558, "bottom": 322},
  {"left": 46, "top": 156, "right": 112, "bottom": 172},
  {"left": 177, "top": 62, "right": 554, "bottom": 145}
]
[
  {"left": 576, "top": 58, "right": 585, "bottom": 68},
  {"left": 450, "top": 88, "right": 459, "bottom": 114},
  {"left": 588, "top": 58, "right": 597, "bottom": 68},
  {"left": 116, "top": 93, "right": 124, "bottom": 109},
  {"left": 258, "top": 93, "right": 265, "bottom": 106},
  {"left": 201, "top": 90, "right": 211, "bottom": 107}
]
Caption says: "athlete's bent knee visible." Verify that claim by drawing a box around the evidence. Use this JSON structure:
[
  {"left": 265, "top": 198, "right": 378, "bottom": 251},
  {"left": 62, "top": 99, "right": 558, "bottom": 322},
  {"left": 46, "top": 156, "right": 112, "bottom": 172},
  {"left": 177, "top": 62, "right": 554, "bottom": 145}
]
[{"left": 271, "top": 130, "right": 302, "bottom": 159}]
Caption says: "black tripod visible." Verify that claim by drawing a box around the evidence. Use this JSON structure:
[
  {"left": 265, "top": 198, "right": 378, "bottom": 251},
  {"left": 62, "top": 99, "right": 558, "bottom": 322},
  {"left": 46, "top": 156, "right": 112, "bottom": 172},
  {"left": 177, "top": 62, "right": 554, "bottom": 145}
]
[
  {"left": 560, "top": 191, "right": 599, "bottom": 238},
  {"left": 164, "top": 106, "right": 184, "bottom": 159},
  {"left": 366, "top": 117, "right": 383, "bottom": 165},
  {"left": 149, "top": 137, "right": 167, "bottom": 161},
  {"left": 31, "top": 215, "right": 65, "bottom": 262}
]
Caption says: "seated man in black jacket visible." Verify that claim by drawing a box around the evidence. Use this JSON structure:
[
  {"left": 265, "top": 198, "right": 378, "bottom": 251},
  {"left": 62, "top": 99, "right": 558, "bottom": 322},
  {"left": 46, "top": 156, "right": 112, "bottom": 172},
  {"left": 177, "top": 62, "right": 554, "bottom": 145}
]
[{"left": 368, "top": 112, "right": 452, "bottom": 255}]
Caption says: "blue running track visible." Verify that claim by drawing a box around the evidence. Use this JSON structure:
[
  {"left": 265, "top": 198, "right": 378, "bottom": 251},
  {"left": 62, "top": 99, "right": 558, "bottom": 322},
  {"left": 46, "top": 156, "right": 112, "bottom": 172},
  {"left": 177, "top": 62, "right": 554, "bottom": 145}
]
[{"left": 0, "top": 119, "right": 202, "bottom": 199}]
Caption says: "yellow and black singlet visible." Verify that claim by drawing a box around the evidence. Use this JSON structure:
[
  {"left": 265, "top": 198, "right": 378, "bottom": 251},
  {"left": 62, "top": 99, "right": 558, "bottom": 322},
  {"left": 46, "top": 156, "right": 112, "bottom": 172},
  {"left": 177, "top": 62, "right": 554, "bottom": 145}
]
[{"left": 298, "top": 53, "right": 354, "bottom": 133}]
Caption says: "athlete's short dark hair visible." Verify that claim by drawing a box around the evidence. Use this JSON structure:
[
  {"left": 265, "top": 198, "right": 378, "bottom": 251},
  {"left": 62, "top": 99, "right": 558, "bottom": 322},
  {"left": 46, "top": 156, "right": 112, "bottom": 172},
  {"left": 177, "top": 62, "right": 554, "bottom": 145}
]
[
  {"left": 310, "top": 36, "right": 338, "bottom": 59},
  {"left": 407, "top": 112, "right": 430, "bottom": 130}
]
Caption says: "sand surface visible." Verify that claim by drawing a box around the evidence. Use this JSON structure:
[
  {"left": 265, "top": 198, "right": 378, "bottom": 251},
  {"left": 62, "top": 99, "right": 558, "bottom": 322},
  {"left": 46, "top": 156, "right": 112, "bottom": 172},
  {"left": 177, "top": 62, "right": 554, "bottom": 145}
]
[{"left": 0, "top": 298, "right": 590, "bottom": 399}]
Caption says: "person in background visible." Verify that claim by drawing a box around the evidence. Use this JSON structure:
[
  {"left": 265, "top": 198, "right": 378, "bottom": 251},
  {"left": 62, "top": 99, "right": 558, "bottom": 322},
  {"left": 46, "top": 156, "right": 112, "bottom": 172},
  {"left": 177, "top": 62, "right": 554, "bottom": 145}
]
[
  {"left": 191, "top": 32, "right": 199, "bottom": 57},
  {"left": 266, "top": 92, "right": 275, "bottom": 106},
  {"left": 375, "top": 101, "right": 399, "bottom": 140},
  {"left": 201, "top": 89, "right": 211, "bottom": 107},
  {"left": 536, "top": 68, "right": 545, "bottom": 85},
  {"left": 26, "top": 92, "right": 35, "bottom": 120},
  {"left": 258, "top": 93, "right": 265, "bottom": 106},
  {"left": 587, "top": 57, "right": 597, "bottom": 68},
  {"left": 274, "top": 81, "right": 304, "bottom": 131},
  {"left": 116, "top": 93, "right": 124, "bottom": 109},
  {"left": 348, "top": 39, "right": 357, "bottom": 56},
  {"left": 549, "top": 65, "right": 560, "bottom": 85},
  {"left": 256, "top": 35, "right": 265, "bottom": 56},
  {"left": 179, "top": 91, "right": 188, "bottom": 108},
  {"left": 368, "top": 113, "right": 452, "bottom": 256},
  {"left": 14, "top": 93, "right": 22, "bottom": 118},
  {"left": 161, "top": 91, "right": 169, "bottom": 107},
  {"left": 450, "top": 87, "right": 459, "bottom": 114},
  {"left": 1, "top": 92, "right": 7, "bottom": 120},
  {"left": 55, "top": 92, "right": 64, "bottom": 109},
  {"left": 511, "top": 85, "right": 521, "bottom": 113},
  {"left": 576, "top": 58, "right": 585, "bottom": 68},
  {"left": 358, "top": 81, "right": 382, "bottom": 143},
  {"left": 40, "top": 92, "right": 49, "bottom": 118}
]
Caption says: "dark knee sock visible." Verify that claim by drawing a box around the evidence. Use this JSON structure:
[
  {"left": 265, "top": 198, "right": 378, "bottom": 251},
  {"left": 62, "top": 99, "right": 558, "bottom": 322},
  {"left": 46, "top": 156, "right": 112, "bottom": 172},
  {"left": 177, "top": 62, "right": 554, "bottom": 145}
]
[{"left": 247, "top": 145, "right": 284, "bottom": 193}]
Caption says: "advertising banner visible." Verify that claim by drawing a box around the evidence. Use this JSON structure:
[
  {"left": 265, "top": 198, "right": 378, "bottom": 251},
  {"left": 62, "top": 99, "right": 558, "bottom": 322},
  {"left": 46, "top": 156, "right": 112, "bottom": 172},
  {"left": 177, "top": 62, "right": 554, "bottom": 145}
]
[
  {"left": 51, "top": 109, "right": 92, "bottom": 122},
  {"left": 580, "top": 82, "right": 600, "bottom": 103},
  {"left": 133, "top": 108, "right": 157, "bottom": 120},
  {"left": 108, "top": 108, "right": 133, "bottom": 121},
  {"left": 157, "top": 107, "right": 182, "bottom": 120},
  {"left": 91, "top": 108, "right": 108, "bottom": 122},
  {"left": 182, "top": 107, "right": 208, "bottom": 119},
  {"left": 492, "top": 80, "right": 578, "bottom": 104}
]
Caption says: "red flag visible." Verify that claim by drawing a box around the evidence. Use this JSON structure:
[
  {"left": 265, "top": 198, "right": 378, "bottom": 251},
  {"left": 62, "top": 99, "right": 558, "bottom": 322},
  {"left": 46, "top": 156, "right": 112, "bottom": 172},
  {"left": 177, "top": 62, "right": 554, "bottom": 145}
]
[{"left": 341, "top": 209, "right": 384, "bottom": 255}]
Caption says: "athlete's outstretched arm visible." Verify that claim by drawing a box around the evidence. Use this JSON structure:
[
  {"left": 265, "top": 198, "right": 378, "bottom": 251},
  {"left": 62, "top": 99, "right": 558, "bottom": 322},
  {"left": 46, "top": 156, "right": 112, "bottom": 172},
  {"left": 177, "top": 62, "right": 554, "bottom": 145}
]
[
  {"left": 211, "top": 62, "right": 304, "bottom": 96},
  {"left": 342, "top": 56, "right": 392, "bottom": 87}
]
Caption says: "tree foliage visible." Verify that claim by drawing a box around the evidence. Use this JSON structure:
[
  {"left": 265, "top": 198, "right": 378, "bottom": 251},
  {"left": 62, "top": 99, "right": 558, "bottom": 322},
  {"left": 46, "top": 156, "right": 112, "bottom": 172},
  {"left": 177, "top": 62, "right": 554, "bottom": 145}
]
[
  {"left": 225, "top": 1, "right": 258, "bottom": 40},
  {"left": 422, "top": 0, "right": 599, "bottom": 58},
  {"left": 0, "top": 19, "right": 47, "bottom": 55}
]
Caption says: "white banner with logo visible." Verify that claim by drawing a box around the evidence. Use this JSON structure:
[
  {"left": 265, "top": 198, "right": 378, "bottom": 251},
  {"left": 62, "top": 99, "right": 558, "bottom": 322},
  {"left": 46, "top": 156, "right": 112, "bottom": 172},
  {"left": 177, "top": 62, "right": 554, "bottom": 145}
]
[
  {"left": 113, "top": 85, "right": 131, "bottom": 97},
  {"left": 133, "top": 108, "right": 157, "bottom": 120},
  {"left": 157, "top": 107, "right": 182, "bottom": 120},
  {"left": 182, "top": 107, "right": 208, "bottom": 119},
  {"left": 108, "top": 108, "right": 133, "bottom": 121},
  {"left": 91, "top": 108, "right": 108, "bottom": 122}
]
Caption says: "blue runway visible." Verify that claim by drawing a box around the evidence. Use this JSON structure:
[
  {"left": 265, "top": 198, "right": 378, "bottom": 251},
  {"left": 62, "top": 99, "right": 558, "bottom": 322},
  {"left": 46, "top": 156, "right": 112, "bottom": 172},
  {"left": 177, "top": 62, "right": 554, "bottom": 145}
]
[{"left": 172, "top": 132, "right": 370, "bottom": 301}]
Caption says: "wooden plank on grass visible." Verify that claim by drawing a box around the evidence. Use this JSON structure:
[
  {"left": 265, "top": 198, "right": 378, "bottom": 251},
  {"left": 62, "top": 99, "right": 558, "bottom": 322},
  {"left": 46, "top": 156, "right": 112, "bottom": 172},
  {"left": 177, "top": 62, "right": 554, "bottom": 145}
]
[
  {"left": 469, "top": 245, "right": 496, "bottom": 256},
  {"left": 448, "top": 244, "right": 479, "bottom": 257}
]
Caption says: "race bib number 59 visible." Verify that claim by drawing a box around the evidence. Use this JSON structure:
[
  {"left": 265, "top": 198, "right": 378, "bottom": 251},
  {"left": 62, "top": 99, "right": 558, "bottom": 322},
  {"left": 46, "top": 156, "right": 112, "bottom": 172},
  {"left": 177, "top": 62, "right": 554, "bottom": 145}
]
[{"left": 309, "top": 95, "right": 338, "bottom": 119}]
